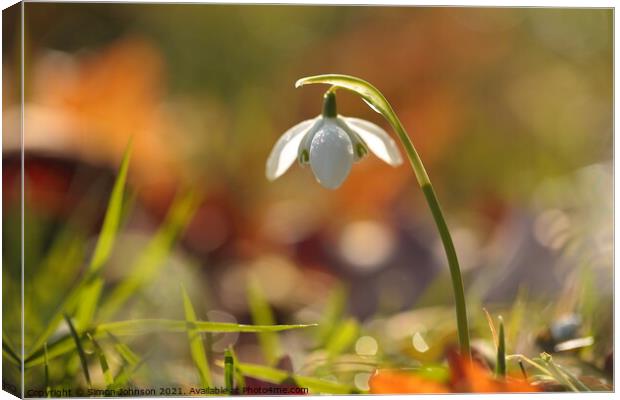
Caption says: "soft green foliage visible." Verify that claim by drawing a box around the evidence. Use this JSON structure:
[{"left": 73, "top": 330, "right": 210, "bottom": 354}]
[
  {"left": 107, "top": 336, "right": 144, "bottom": 390},
  {"left": 315, "top": 284, "right": 347, "bottom": 347},
  {"left": 325, "top": 318, "right": 359, "bottom": 357},
  {"left": 29, "top": 143, "right": 133, "bottom": 356},
  {"left": 98, "top": 190, "right": 201, "bottom": 320},
  {"left": 75, "top": 279, "right": 104, "bottom": 331},
  {"left": 88, "top": 141, "right": 133, "bottom": 275},
  {"left": 181, "top": 285, "right": 213, "bottom": 388},
  {"left": 107, "top": 333, "right": 140, "bottom": 367},
  {"left": 247, "top": 277, "right": 281, "bottom": 365},
  {"left": 3, "top": 332, "right": 20, "bottom": 366},
  {"left": 87, "top": 333, "right": 113, "bottom": 387}
]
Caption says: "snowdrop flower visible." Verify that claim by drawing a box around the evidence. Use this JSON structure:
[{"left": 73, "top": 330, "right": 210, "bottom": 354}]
[{"left": 266, "top": 91, "right": 403, "bottom": 189}]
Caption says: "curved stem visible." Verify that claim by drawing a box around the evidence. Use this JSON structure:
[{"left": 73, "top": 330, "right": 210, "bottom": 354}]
[
  {"left": 390, "top": 111, "right": 471, "bottom": 358},
  {"left": 295, "top": 74, "right": 471, "bottom": 357}
]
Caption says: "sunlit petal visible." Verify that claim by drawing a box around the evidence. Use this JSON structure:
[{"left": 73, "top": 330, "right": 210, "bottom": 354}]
[
  {"left": 265, "top": 117, "right": 318, "bottom": 180},
  {"left": 344, "top": 117, "right": 403, "bottom": 166},
  {"left": 298, "top": 117, "right": 324, "bottom": 164},
  {"left": 309, "top": 123, "right": 354, "bottom": 189},
  {"left": 336, "top": 117, "right": 368, "bottom": 162}
]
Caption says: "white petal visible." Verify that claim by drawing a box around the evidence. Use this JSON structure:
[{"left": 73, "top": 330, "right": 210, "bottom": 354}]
[
  {"left": 266, "top": 117, "right": 317, "bottom": 180},
  {"left": 344, "top": 117, "right": 403, "bottom": 166},
  {"left": 336, "top": 117, "right": 368, "bottom": 162},
  {"left": 309, "top": 123, "right": 354, "bottom": 190}
]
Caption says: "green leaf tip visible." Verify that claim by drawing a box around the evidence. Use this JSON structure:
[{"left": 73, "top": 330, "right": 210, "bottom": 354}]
[{"left": 495, "top": 315, "right": 506, "bottom": 379}]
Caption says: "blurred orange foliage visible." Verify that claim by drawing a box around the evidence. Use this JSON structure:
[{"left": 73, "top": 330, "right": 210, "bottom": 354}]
[{"left": 370, "top": 351, "right": 538, "bottom": 394}]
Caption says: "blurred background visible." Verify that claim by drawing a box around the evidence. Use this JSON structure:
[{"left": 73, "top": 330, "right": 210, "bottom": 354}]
[{"left": 3, "top": 4, "right": 613, "bottom": 393}]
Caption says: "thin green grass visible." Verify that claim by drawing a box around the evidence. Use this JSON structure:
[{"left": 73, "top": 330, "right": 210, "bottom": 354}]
[
  {"left": 181, "top": 285, "right": 213, "bottom": 388},
  {"left": 107, "top": 332, "right": 140, "bottom": 367},
  {"left": 75, "top": 279, "right": 104, "bottom": 331},
  {"left": 88, "top": 141, "right": 133, "bottom": 275},
  {"left": 315, "top": 284, "right": 347, "bottom": 347},
  {"left": 43, "top": 343, "right": 50, "bottom": 397},
  {"left": 25, "top": 319, "right": 315, "bottom": 368},
  {"left": 538, "top": 353, "right": 589, "bottom": 392},
  {"left": 224, "top": 348, "right": 234, "bottom": 393},
  {"left": 63, "top": 314, "right": 91, "bottom": 388},
  {"left": 29, "top": 143, "right": 133, "bottom": 356},
  {"left": 247, "top": 277, "right": 281, "bottom": 365},
  {"left": 325, "top": 318, "right": 359, "bottom": 357},
  {"left": 3, "top": 337, "right": 21, "bottom": 366},
  {"left": 495, "top": 316, "right": 506, "bottom": 379},
  {"left": 98, "top": 190, "right": 200, "bottom": 320},
  {"left": 87, "top": 333, "right": 113, "bottom": 387},
  {"left": 227, "top": 346, "right": 245, "bottom": 388}
]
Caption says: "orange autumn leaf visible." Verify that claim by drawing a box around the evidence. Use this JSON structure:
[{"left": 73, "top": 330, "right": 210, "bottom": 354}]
[
  {"left": 5, "top": 37, "right": 186, "bottom": 197},
  {"left": 369, "top": 370, "right": 449, "bottom": 394},
  {"left": 448, "top": 350, "right": 539, "bottom": 393},
  {"left": 369, "top": 350, "right": 539, "bottom": 394}
]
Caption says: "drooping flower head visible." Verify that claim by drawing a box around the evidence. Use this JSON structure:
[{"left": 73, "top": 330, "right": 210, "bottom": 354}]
[{"left": 266, "top": 90, "right": 403, "bottom": 189}]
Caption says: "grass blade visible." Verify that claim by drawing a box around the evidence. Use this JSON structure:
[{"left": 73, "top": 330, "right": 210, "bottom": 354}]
[
  {"left": 507, "top": 354, "right": 552, "bottom": 377},
  {"left": 315, "top": 284, "right": 347, "bottom": 347},
  {"left": 495, "top": 316, "right": 506, "bottom": 379},
  {"left": 29, "top": 143, "right": 132, "bottom": 355},
  {"left": 75, "top": 279, "right": 104, "bottom": 331},
  {"left": 181, "top": 285, "right": 213, "bottom": 388},
  {"left": 3, "top": 337, "right": 21, "bottom": 366},
  {"left": 247, "top": 277, "right": 280, "bottom": 365},
  {"left": 553, "top": 363, "right": 592, "bottom": 391},
  {"left": 107, "top": 332, "right": 140, "bottom": 366},
  {"left": 64, "top": 314, "right": 91, "bottom": 388},
  {"left": 539, "top": 353, "right": 589, "bottom": 392},
  {"left": 43, "top": 343, "right": 50, "bottom": 397},
  {"left": 507, "top": 286, "right": 528, "bottom": 349},
  {"left": 25, "top": 320, "right": 316, "bottom": 368},
  {"left": 96, "top": 319, "right": 316, "bottom": 336},
  {"left": 87, "top": 333, "right": 113, "bottom": 386},
  {"left": 88, "top": 140, "right": 132, "bottom": 274},
  {"left": 326, "top": 318, "right": 359, "bottom": 357},
  {"left": 224, "top": 348, "right": 234, "bottom": 393},
  {"left": 227, "top": 346, "right": 245, "bottom": 388},
  {"left": 98, "top": 190, "right": 200, "bottom": 320},
  {"left": 482, "top": 308, "right": 498, "bottom": 349},
  {"left": 107, "top": 334, "right": 144, "bottom": 389},
  {"left": 109, "top": 358, "right": 146, "bottom": 390}
]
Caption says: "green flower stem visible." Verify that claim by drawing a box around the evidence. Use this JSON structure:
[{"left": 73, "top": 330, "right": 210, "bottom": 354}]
[
  {"left": 296, "top": 74, "right": 471, "bottom": 358},
  {"left": 391, "top": 113, "right": 471, "bottom": 358}
]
